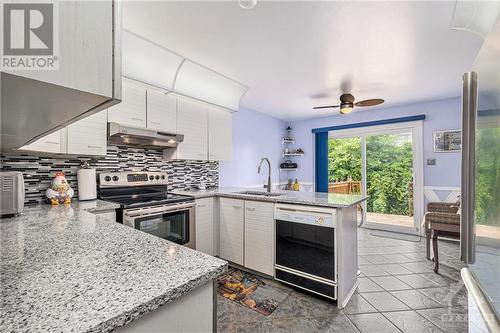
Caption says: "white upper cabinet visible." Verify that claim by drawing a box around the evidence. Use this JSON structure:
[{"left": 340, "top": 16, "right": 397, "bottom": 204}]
[
  {"left": 208, "top": 107, "right": 232, "bottom": 161},
  {"left": 67, "top": 111, "right": 108, "bottom": 156},
  {"left": 108, "top": 79, "right": 146, "bottom": 127},
  {"left": 147, "top": 90, "right": 177, "bottom": 133},
  {"left": 19, "top": 130, "right": 65, "bottom": 154},
  {"left": 176, "top": 97, "right": 208, "bottom": 160},
  {"left": 5, "top": 1, "right": 114, "bottom": 97}
]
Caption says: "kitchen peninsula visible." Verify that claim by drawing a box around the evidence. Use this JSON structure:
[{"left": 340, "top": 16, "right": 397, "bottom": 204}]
[
  {"left": 0, "top": 200, "right": 227, "bottom": 332},
  {"left": 174, "top": 187, "right": 367, "bottom": 308}
]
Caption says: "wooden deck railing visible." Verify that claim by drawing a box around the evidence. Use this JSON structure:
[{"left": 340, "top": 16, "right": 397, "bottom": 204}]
[{"left": 328, "top": 181, "right": 361, "bottom": 194}]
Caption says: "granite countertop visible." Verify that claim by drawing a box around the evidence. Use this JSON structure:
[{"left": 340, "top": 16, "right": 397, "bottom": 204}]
[
  {"left": 0, "top": 200, "right": 227, "bottom": 332},
  {"left": 173, "top": 187, "right": 366, "bottom": 208}
]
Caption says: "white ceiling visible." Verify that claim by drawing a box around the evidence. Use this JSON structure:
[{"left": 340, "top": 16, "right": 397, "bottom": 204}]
[{"left": 122, "top": 1, "right": 484, "bottom": 121}]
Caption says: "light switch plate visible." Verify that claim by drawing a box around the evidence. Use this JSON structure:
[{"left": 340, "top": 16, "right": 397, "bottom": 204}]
[{"left": 427, "top": 158, "right": 436, "bottom": 166}]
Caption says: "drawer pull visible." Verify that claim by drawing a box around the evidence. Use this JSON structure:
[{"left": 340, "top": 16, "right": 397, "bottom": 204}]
[
  {"left": 197, "top": 204, "right": 206, "bottom": 208},
  {"left": 151, "top": 121, "right": 161, "bottom": 125},
  {"left": 131, "top": 118, "right": 144, "bottom": 122},
  {"left": 88, "top": 145, "right": 103, "bottom": 148},
  {"left": 246, "top": 208, "right": 256, "bottom": 211},
  {"left": 233, "top": 205, "right": 242, "bottom": 209},
  {"left": 46, "top": 141, "right": 59, "bottom": 145}
]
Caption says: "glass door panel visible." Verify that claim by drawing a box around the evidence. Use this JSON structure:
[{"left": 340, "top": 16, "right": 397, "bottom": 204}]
[
  {"left": 328, "top": 137, "right": 362, "bottom": 195},
  {"left": 365, "top": 132, "right": 415, "bottom": 230}
]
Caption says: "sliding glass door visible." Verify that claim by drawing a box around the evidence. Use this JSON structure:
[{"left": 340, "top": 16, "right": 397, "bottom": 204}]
[{"left": 328, "top": 122, "right": 423, "bottom": 234}]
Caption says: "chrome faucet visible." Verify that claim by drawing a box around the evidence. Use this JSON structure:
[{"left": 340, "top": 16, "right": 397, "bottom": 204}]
[{"left": 258, "top": 157, "right": 272, "bottom": 192}]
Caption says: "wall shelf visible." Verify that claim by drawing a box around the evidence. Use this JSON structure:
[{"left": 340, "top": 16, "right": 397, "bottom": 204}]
[
  {"left": 279, "top": 168, "right": 297, "bottom": 171},
  {"left": 282, "top": 138, "right": 295, "bottom": 144},
  {"left": 282, "top": 153, "right": 304, "bottom": 157}
]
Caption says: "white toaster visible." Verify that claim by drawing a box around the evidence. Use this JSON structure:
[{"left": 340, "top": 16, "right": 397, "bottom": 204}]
[{"left": 0, "top": 171, "right": 25, "bottom": 217}]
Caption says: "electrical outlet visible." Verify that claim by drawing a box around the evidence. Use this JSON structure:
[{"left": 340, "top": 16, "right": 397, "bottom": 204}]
[{"left": 427, "top": 158, "right": 436, "bottom": 166}]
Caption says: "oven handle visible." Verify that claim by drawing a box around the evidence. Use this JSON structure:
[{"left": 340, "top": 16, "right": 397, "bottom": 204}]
[{"left": 124, "top": 202, "right": 195, "bottom": 218}]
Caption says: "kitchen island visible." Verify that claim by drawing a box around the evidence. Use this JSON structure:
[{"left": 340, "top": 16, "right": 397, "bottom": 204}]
[
  {"left": 174, "top": 187, "right": 366, "bottom": 309},
  {"left": 0, "top": 200, "right": 227, "bottom": 332}
]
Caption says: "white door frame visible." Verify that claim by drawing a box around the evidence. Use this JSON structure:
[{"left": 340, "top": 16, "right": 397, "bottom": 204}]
[{"left": 328, "top": 121, "right": 424, "bottom": 235}]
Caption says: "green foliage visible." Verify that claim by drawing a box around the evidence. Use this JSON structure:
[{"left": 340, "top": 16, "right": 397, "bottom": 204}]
[
  {"left": 328, "top": 138, "right": 361, "bottom": 182},
  {"left": 329, "top": 134, "right": 414, "bottom": 216},
  {"left": 474, "top": 127, "right": 500, "bottom": 226}
]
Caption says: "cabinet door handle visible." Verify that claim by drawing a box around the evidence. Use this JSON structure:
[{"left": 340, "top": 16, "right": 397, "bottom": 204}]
[
  {"left": 46, "top": 141, "right": 59, "bottom": 145},
  {"left": 232, "top": 205, "right": 242, "bottom": 209},
  {"left": 197, "top": 204, "right": 206, "bottom": 208},
  {"left": 131, "top": 118, "right": 144, "bottom": 122},
  {"left": 246, "top": 207, "right": 256, "bottom": 212},
  {"left": 150, "top": 121, "right": 161, "bottom": 125},
  {"left": 88, "top": 145, "right": 103, "bottom": 148}
]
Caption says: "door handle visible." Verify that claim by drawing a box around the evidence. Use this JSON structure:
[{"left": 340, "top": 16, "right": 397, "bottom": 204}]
[
  {"left": 460, "top": 71, "right": 477, "bottom": 264},
  {"left": 246, "top": 207, "right": 256, "bottom": 211}
]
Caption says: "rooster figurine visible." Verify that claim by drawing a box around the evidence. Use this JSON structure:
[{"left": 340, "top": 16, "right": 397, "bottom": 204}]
[{"left": 46, "top": 172, "right": 74, "bottom": 205}]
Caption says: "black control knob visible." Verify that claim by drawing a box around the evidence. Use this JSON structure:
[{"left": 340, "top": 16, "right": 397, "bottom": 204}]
[
  {"left": 149, "top": 175, "right": 154, "bottom": 180},
  {"left": 155, "top": 175, "right": 160, "bottom": 180},
  {"left": 161, "top": 175, "right": 165, "bottom": 180},
  {"left": 104, "top": 176, "right": 111, "bottom": 182},
  {"left": 112, "top": 176, "right": 119, "bottom": 182}
]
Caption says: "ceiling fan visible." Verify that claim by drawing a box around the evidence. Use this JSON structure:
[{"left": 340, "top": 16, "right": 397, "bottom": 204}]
[{"left": 313, "top": 94, "right": 384, "bottom": 114}]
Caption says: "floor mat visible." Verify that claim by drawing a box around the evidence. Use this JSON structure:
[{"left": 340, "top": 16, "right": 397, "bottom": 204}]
[
  {"left": 369, "top": 229, "right": 422, "bottom": 242},
  {"left": 217, "top": 267, "right": 291, "bottom": 316}
]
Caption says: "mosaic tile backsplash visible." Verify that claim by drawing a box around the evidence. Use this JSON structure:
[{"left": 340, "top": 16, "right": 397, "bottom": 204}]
[{"left": 0, "top": 145, "right": 218, "bottom": 205}]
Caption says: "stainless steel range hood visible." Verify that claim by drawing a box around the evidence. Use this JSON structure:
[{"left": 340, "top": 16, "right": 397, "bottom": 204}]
[{"left": 108, "top": 122, "right": 184, "bottom": 148}]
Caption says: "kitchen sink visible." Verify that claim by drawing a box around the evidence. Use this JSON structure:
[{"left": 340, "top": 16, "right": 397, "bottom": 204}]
[{"left": 236, "top": 191, "right": 282, "bottom": 197}]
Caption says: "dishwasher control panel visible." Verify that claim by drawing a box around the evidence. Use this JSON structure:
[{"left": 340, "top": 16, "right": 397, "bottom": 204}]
[{"left": 274, "top": 204, "right": 337, "bottom": 228}]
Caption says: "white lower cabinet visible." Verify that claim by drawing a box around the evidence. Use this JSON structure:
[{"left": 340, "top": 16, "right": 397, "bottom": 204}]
[
  {"left": 244, "top": 201, "right": 275, "bottom": 276},
  {"left": 195, "top": 198, "right": 214, "bottom": 256},
  {"left": 216, "top": 198, "right": 275, "bottom": 276},
  {"left": 219, "top": 198, "right": 244, "bottom": 265}
]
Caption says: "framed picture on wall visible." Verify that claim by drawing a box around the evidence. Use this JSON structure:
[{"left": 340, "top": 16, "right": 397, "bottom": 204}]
[{"left": 433, "top": 130, "right": 462, "bottom": 152}]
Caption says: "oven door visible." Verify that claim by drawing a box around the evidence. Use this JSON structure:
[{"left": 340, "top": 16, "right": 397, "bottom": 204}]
[
  {"left": 275, "top": 219, "right": 336, "bottom": 298},
  {"left": 123, "top": 202, "right": 195, "bottom": 248}
]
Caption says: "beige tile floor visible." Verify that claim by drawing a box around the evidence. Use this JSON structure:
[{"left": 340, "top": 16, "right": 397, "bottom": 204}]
[{"left": 217, "top": 228, "right": 468, "bottom": 333}]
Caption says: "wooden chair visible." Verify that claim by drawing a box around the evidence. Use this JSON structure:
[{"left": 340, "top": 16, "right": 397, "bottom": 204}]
[{"left": 424, "top": 202, "right": 461, "bottom": 273}]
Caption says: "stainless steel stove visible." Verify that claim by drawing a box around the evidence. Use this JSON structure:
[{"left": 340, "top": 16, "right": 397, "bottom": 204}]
[{"left": 98, "top": 171, "right": 195, "bottom": 248}]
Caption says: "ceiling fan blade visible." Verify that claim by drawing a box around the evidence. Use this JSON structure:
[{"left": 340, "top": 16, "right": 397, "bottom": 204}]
[
  {"left": 354, "top": 99, "right": 384, "bottom": 107},
  {"left": 313, "top": 105, "right": 340, "bottom": 110}
]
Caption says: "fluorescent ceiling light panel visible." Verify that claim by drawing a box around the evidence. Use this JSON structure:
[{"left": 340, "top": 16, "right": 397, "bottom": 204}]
[
  {"left": 122, "top": 30, "right": 183, "bottom": 90},
  {"left": 174, "top": 60, "right": 248, "bottom": 111}
]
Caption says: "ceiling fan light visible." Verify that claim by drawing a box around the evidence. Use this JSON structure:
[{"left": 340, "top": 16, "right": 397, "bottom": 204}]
[
  {"left": 340, "top": 102, "right": 354, "bottom": 114},
  {"left": 340, "top": 106, "right": 353, "bottom": 114},
  {"left": 239, "top": 0, "right": 257, "bottom": 9}
]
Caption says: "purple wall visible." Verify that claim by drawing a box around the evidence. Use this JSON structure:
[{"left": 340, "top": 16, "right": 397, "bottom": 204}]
[
  {"left": 289, "top": 97, "right": 462, "bottom": 187},
  {"left": 219, "top": 107, "right": 286, "bottom": 187}
]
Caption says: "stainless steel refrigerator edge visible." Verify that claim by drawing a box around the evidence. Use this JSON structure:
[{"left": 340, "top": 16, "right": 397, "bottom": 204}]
[{"left": 460, "top": 16, "right": 500, "bottom": 333}]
